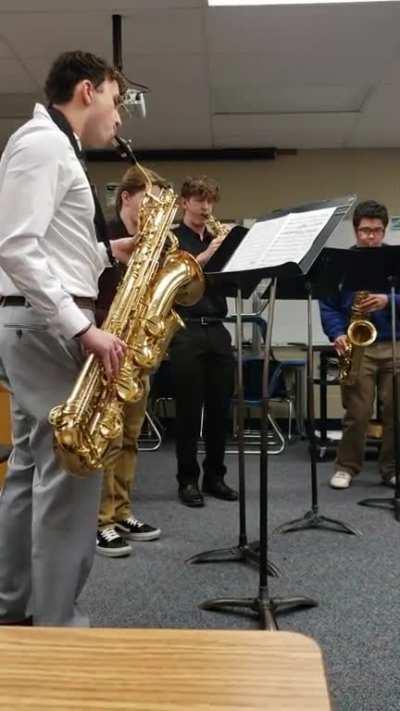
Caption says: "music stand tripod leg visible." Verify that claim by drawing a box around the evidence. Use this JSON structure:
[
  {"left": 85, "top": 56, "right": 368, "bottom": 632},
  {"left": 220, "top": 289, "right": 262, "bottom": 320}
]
[
  {"left": 187, "top": 287, "right": 279, "bottom": 575},
  {"left": 275, "top": 288, "right": 361, "bottom": 537},
  {"left": 198, "top": 280, "right": 317, "bottom": 629},
  {"left": 200, "top": 592, "right": 317, "bottom": 631}
]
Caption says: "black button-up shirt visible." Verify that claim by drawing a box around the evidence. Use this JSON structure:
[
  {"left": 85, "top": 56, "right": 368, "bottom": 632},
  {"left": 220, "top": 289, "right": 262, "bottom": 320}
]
[
  {"left": 173, "top": 222, "right": 228, "bottom": 319},
  {"left": 96, "top": 216, "right": 127, "bottom": 325}
]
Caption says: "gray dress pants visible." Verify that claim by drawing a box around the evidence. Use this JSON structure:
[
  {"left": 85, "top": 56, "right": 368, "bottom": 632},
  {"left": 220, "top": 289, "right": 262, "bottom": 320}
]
[{"left": 0, "top": 304, "right": 102, "bottom": 626}]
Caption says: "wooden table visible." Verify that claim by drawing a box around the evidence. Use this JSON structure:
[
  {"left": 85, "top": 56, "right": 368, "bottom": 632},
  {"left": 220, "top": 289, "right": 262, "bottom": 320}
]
[{"left": 0, "top": 628, "right": 331, "bottom": 710}]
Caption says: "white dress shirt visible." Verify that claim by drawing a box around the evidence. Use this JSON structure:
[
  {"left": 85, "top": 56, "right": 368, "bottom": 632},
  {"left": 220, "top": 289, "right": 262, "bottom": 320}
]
[{"left": 0, "top": 103, "right": 110, "bottom": 339}]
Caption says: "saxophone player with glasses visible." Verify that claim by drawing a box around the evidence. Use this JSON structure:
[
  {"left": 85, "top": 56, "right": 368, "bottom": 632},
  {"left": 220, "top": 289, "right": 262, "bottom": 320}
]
[
  {"left": 169, "top": 176, "right": 238, "bottom": 507},
  {"left": 319, "top": 200, "right": 400, "bottom": 490}
]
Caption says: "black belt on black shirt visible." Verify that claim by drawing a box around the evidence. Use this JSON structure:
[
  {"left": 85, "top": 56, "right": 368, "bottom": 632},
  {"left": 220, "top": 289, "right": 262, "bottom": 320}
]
[
  {"left": 0, "top": 295, "right": 95, "bottom": 313},
  {"left": 184, "top": 317, "right": 224, "bottom": 326}
]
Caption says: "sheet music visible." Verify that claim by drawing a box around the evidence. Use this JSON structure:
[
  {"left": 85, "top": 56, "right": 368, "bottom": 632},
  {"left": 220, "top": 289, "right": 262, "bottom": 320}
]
[{"left": 222, "top": 207, "right": 336, "bottom": 272}]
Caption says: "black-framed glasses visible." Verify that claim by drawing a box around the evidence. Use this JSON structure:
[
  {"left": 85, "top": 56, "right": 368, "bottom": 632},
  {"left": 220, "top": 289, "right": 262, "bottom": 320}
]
[{"left": 357, "top": 226, "right": 384, "bottom": 237}]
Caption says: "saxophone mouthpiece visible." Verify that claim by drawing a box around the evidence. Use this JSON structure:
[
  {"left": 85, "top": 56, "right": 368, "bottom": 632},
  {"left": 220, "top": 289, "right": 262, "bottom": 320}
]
[
  {"left": 114, "top": 136, "right": 153, "bottom": 194},
  {"left": 114, "top": 136, "right": 137, "bottom": 165}
]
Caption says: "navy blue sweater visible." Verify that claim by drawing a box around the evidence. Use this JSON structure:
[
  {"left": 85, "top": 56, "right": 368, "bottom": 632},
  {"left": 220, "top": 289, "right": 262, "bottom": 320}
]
[
  {"left": 319, "top": 246, "right": 400, "bottom": 342},
  {"left": 319, "top": 291, "right": 400, "bottom": 342}
]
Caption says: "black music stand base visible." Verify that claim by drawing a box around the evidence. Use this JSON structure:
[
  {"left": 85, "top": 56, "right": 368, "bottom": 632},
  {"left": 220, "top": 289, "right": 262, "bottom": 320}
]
[
  {"left": 275, "top": 508, "right": 361, "bottom": 535},
  {"left": 186, "top": 542, "right": 280, "bottom": 577},
  {"left": 358, "top": 495, "right": 400, "bottom": 522},
  {"left": 199, "top": 588, "right": 317, "bottom": 631}
]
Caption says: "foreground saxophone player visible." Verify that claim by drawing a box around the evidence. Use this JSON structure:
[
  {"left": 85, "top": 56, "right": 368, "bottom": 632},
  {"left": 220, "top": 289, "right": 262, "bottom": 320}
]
[
  {"left": 0, "top": 51, "right": 138, "bottom": 626},
  {"left": 319, "top": 200, "right": 400, "bottom": 490},
  {"left": 170, "top": 177, "right": 238, "bottom": 507}
]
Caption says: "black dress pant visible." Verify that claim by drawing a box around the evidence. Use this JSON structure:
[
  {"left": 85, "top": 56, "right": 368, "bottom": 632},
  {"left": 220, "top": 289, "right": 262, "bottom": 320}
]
[{"left": 169, "top": 322, "right": 234, "bottom": 486}]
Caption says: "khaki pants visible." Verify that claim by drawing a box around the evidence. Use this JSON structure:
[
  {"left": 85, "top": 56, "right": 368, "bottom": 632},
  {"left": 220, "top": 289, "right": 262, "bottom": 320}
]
[
  {"left": 336, "top": 342, "right": 396, "bottom": 480},
  {"left": 98, "top": 377, "right": 149, "bottom": 529}
]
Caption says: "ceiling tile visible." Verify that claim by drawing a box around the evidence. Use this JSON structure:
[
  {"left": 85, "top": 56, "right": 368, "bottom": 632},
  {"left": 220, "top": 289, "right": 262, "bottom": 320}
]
[
  {"left": 0, "top": 1, "right": 202, "bottom": 10},
  {"left": 212, "top": 112, "right": 358, "bottom": 149},
  {"left": 0, "top": 2, "right": 399, "bottom": 151},
  {"left": 212, "top": 85, "right": 367, "bottom": 114},
  {"left": 348, "top": 84, "right": 400, "bottom": 147},
  {"left": 121, "top": 119, "right": 211, "bottom": 150},
  {"left": 0, "top": 14, "right": 112, "bottom": 59},
  {"left": 206, "top": 2, "right": 400, "bottom": 56},
  {"left": 123, "top": 9, "right": 204, "bottom": 55},
  {"left": 209, "top": 44, "right": 397, "bottom": 86},
  {"left": 118, "top": 53, "right": 210, "bottom": 108}
]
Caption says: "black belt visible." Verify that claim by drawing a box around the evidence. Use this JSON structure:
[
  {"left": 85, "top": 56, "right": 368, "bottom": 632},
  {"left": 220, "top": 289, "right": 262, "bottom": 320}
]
[
  {"left": 184, "top": 317, "right": 224, "bottom": 326},
  {"left": 0, "top": 295, "right": 95, "bottom": 313}
]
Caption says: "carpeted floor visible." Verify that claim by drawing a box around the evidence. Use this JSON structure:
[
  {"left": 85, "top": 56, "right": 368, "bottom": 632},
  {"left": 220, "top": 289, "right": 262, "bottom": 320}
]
[{"left": 80, "top": 439, "right": 400, "bottom": 711}]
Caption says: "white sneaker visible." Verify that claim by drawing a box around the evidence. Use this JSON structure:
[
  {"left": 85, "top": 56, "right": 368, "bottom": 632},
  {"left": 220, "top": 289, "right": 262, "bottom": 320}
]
[{"left": 330, "top": 471, "right": 352, "bottom": 489}]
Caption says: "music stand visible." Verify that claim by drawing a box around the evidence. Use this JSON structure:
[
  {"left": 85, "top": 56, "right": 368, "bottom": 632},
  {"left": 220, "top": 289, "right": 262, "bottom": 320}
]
[
  {"left": 194, "top": 197, "right": 355, "bottom": 629},
  {"left": 187, "top": 226, "right": 279, "bottom": 578},
  {"left": 273, "top": 251, "right": 361, "bottom": 536}
]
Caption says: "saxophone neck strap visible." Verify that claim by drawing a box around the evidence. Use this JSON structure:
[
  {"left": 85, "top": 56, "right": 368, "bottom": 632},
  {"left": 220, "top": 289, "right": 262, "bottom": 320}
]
[{"left": 47, "top": 106, "right": 115, "bottom": 265}]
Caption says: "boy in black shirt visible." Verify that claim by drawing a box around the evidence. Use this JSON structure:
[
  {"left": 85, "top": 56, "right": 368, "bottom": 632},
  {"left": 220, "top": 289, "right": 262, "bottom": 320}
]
[{"left": 170, "top": 176, "right": 237, "bottom": 507}]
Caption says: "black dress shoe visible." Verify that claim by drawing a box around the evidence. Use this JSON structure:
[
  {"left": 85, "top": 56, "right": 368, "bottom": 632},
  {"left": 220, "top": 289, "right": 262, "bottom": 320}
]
[
  {"left": 178, "top": 484, "right": 204, "bottom": 507},
  {"left": 203, "top": 479, "right": 238, "bottom": 501}
]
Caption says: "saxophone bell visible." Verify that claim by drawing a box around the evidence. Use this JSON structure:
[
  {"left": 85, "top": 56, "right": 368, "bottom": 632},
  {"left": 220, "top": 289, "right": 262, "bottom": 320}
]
[
  {"left": 338, "top": 291, "right": 377, "bottom": 385},
  {"left": 346, "top": 318, "right": 377, "bottom": 348},
  {"left": 205, "top": 214, "right": 233, "bottom": 241}
]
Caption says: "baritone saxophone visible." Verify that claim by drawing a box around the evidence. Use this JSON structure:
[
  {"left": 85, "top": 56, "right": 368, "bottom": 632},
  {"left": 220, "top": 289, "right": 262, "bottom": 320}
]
[{"left": 49, "top": 160, "right": 205, "bottom": 475}]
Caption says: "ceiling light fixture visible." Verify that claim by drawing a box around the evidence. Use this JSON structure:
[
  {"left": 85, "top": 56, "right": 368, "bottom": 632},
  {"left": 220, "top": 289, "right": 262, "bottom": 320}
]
[
  {"left": 112, "top": 14, "right": 149, "bottom": 119},
  {"left": 209, "top": 0, "right": 396, "bottom": 5}
]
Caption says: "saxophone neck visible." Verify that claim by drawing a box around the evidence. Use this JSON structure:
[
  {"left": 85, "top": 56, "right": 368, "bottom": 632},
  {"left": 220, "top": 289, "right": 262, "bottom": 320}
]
[
  {"left": 166, "top": 231, "right": 179, "bottom": 251},
  {"left": 351, "top": 290, "right": 369, "bottom": 319}
]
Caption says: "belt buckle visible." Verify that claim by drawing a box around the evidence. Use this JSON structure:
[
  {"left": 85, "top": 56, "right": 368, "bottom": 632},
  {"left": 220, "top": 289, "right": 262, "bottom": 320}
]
[{"left": 200, "top": 317, "right": 208, "bottom": 326}]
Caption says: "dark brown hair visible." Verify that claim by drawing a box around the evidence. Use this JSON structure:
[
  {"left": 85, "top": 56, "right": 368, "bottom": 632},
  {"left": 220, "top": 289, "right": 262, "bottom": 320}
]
[
  {"left": 115, "top": 166, "right": 168, "bottom": 214},
  {"left": 352, "top": 200, "right": 389, "bottom": 229},
  {"left": 45, "top": 50, "right": 127, "bottom": 105},
  {"left": 180, "top": 176, "right": 220, "bottom": 203}
]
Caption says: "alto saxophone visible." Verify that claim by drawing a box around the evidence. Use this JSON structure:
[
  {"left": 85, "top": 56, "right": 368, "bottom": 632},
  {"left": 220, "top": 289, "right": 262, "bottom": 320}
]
[
  {"left": 49, "top": 177, "right": 205, "bottom": 476},
  {"left": 338, "top": 290, "right": 377, "bottom": 385}
]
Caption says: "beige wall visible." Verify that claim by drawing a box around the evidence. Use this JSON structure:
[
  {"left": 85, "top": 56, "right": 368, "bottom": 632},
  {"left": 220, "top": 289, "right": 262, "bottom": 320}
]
[
  {"left": 90, "top": 147, "right": 397, "bottom": 423},
  {"left": 89, "top": 147, "right": 400, "bottom": 219}
]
